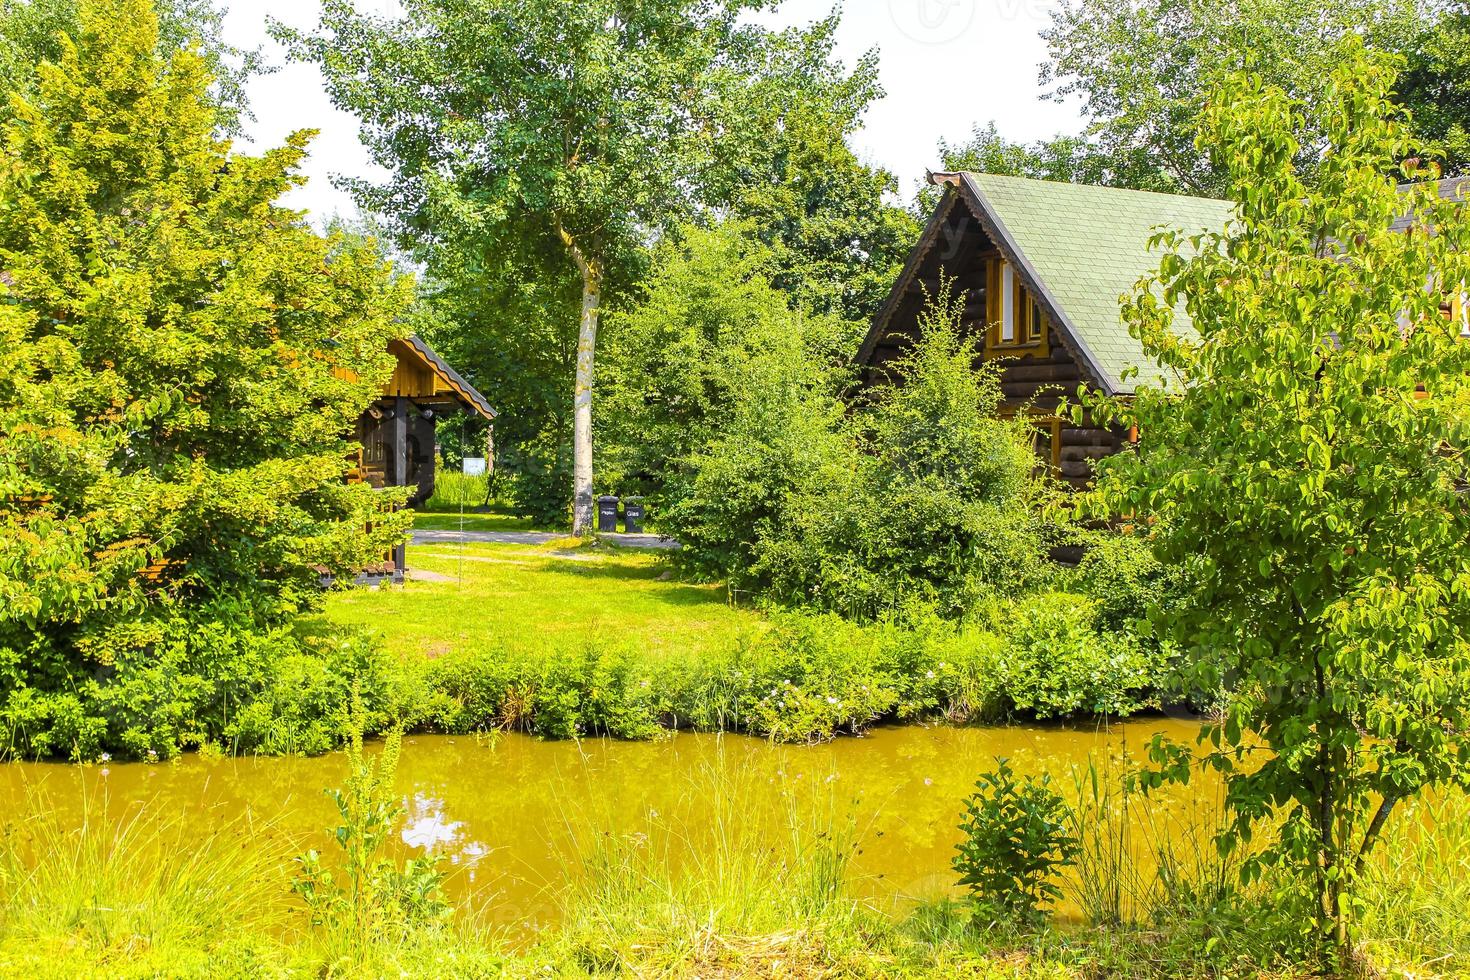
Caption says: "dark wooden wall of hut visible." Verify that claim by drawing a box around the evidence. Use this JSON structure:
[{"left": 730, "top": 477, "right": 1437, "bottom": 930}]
[{"left": 861, "top": 197, "right": 1126, "bottom": 489}]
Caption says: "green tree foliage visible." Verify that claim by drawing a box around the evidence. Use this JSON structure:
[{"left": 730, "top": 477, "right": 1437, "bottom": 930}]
[
  {"left": 409, "top": 237, "right": 583, "bottom": 525},
  {"left": 1394, "top": 6, "right": 1470, "bottom": 175},
  {"left": 281, "top": 0, "right": 745, "bottom": 533},
  {"left": 703, "top": 14, "right": 917, "bottom": 321},
  {"left": 755, "top": 286, "right": 1049, "bottom": 619},
  {"left": 1019, "top": 0, "right": 1470, "bottom": 192},
  {"left": 951, "top": 0, "right": 1469, "bottom": 195},
  {"left": 600, "top": 223, "right": 856, "bottom": 508},
  {"left": 635, "top": 237, "right": 855, "bottom": 591},
  {"left": 937, "top": 121, "right": 1135, "bottom": 189},
  {"left": 0, "top": 0, "right": 262, "bottom": 133},
  {"left": 0, "top": 0, "right": 413, "bottom": 759},
  {"left": 1087, "top": 44, "right": 1470, "bottom": 959},
  {"left": 631, "top": 261, "right": 1048, "bottom": 618},
  {"left": 1040, "top": 0, "right": 1426, "bottom": 195}
]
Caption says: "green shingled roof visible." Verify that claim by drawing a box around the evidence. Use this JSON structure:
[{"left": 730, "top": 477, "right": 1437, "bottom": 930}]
[{"left": 962, "top": 173, "right": 1235, "bottom": 393}]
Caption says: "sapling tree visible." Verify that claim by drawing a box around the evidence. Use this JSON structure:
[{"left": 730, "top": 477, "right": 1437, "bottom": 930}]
[{"left": 1086, "top": 42, "right": 1470, "bottom": 960}]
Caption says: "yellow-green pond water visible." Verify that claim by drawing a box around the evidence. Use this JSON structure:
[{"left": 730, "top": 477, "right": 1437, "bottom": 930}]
[{"left": 0, "top": 720, "right": 1206, "bottom": 934}]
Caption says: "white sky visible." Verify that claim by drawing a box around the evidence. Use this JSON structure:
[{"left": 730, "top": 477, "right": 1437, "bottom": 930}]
[{"left": 222, "top": 0, "right": 1085, "bottom": 227}]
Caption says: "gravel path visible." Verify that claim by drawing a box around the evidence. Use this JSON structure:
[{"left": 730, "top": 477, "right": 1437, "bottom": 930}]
[{"left": 411, "top": 529, "right": 679, "bottom": 550}]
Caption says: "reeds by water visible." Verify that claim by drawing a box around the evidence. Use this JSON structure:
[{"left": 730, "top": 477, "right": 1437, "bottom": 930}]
[
  {"left": 549, "top": 755, "right": 862, "bottom": 971},
  {"left": 1063, "top": 749, "right": 1237, "bottom": 930}
]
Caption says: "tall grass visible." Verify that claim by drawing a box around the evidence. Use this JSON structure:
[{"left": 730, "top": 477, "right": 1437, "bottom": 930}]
[
  {"left": 0, "top": 786, "right": 294, "bottom": 975},
  {"left": 549, "top": 756, "right": 862, "bottom": 974},
  {"left": 1359, "top": 790, "right": 1470, "bottom": 976},
  {"left": 423, "top": 470, "right": 491, "bottom": 512},
  {"left": 1056, "top": 756, "right": 1470, "bottom": 978},
  {"left": 1064, "top": 752, "right": 1237, "bottom": 930}
]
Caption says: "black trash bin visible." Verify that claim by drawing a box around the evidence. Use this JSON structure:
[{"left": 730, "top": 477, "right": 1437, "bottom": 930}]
[
  {"left": 597, "top": 495, "right": 620, "bottom": 533},
  {"left": 623, "top": 497, "right": 645, "bottom": 534}
]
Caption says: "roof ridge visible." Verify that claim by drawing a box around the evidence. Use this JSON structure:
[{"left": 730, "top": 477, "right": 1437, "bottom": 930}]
[{"left": 947, "top": 171, "right": 1228, "bottom": 207}]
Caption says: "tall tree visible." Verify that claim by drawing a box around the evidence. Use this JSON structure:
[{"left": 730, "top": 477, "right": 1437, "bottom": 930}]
[
  {"left": 411, "top": 236, "right": 582, "bottom": 524},
  {"left": 1086, "top": 44, "right": 1470, "bottom": 961},
  {"left": 600, "top": 222, "right": 855, "bottom": 508},
  {"left": 288, "top": 1, "right": 812, "bottom": 533},
  {"left": 0, "top": 0, "right": 411, "bottom": 758},
  {"left": 699, "top": 15, "right": 916, "bottom": 321},
  {"left": 283, "top": 2, "right": 893, "bottom": 532},
  {"left": 1035, "top": 0, "right": 1436, "bottom": 195}
]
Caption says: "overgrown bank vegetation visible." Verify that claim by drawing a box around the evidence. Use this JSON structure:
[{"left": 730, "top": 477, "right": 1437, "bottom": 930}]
[
  {"left": 2, "top": 741, "right": 1467, "bottom": 978},
  {"left": 0, "top": 536, "right": 1182, "bottom": 759}
]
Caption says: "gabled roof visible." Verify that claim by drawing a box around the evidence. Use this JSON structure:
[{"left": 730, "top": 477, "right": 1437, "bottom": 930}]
[
  {"left": 393, "top": 335, "right": 497, "bottom": 420},
  {"left": 960, "top": 173, "right": 1234, "bottom": 393},
  {"left": 859, "top": 172, "right": 1235, "bottom": 394}
]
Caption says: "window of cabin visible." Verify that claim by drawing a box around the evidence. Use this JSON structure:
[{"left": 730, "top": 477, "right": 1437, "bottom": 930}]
[
  {"left": 1438, "top": 282, "right": 1469, "bottom": 338},
  {"left": 1001, "top": 408, "right": 1064, "bottom": 477},
  {"left": 986, "top": 257, "right": 1049, "bottom": 355}
]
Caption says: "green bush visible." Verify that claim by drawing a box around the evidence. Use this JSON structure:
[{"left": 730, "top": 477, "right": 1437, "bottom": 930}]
[
  {"left": 600, "top": 224, "right": 859, "bottom": 521},
  {"left": 416, "top": 610, "right": 1015, "bottom": 744},
  {"left": 502, "top": 430, "right": 574, "bottom": 529},
  {"left": 1069, "top": 533, "right": 1181, "bottom": 634},
  {"left": 664, "top": 397, "right": 856, "bottom": 590},
  {"left": 997, "top": 592, "right": 1165, "bottom": 719},
  {"left": 760, "top": 282, "right": 1050, "bottom": 619},
  {"left": 0, "top": 608, "right": 407, "bottom": 760},
  {"left": 660, "top": 281, "right": 1051, "bottom": 619},
  {"left": 223, "top": 631, "right": 411, "bottom": 757},
  {"left": 953, "top": 759, "right": 1079, "bottom": 926}
]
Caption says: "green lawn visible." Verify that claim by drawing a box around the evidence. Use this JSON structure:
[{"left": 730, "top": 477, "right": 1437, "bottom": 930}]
[{"left": 323, "top": 539, "right": 758, "bottom": 661}]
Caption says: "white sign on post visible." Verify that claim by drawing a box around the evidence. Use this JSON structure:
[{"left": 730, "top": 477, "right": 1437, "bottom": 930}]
[{"left": 462, "top": 457, "right": 488, "bottom": 477}]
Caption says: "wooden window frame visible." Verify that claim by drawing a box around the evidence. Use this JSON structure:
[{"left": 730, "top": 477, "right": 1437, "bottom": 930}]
[
  {"left": 984, "top": 257, "right": 1050, "bottom": 359},
  {"left": 1031, "top": 415, "right": 1064, "bottom": 477},
  {"left": 1001, "top": 407, "right": 1064, "bottom": 477}
]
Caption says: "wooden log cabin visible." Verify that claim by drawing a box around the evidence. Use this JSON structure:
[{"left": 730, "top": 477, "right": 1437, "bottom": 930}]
[
  {"left": 350, "top": 336, "right": 496, "bottom": 580},
  {"left": 858, "top": 172, "right": 1470, "bottom": 487},
  {"left": 856, "top": 172, "right": 1234, "bottom": 487}
]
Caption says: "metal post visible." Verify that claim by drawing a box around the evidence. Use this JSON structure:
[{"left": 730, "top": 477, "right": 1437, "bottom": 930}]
[{"left": 391, "top": 396, "right": 408, "bottom": 584}]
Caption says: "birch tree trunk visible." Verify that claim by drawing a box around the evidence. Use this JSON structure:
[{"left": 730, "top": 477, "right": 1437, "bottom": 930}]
[{"left": 565, "top": 236, "right": 602, "bottom": 536}]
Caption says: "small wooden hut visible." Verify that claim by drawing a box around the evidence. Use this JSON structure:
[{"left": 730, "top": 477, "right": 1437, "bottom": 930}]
[{"left": 349, "top": 336, "right": 496, "bottom": 580}]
